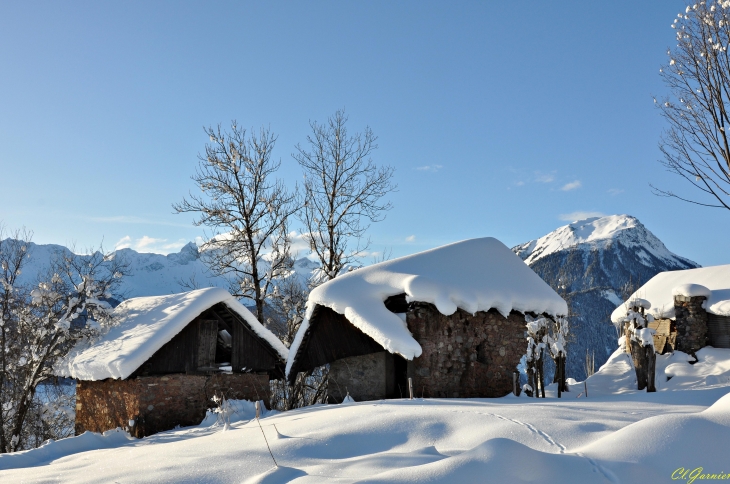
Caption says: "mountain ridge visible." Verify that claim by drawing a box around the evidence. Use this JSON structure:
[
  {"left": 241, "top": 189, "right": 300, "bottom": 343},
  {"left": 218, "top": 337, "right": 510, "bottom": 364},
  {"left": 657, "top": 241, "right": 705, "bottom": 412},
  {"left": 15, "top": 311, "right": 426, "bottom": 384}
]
[{"left": 512, "top": 214, "right": 700, "bottom": 381}]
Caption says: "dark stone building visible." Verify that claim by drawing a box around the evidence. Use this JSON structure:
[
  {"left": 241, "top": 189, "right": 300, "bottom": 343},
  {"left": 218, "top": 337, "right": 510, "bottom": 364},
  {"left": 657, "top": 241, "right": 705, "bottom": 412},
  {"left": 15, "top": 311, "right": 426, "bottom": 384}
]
[
  {"left": 64, "top": 288, "right": 288, "bottom": 437},
  {"left": 286, "top": 238, "right": 568, "bottom": 402}
]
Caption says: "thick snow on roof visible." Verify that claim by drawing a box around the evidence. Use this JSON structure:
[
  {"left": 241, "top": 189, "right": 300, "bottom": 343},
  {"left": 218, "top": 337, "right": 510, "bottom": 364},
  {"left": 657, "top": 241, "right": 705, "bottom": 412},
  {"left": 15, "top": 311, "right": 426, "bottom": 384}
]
[
  {"left": 61, "top": 287, "right": 288, "bottom": 381},
  {"left": 512, "top": 215, "right": 697, "bottom": 267},
  {"left": 286, "top": 238, "right": 567, "bottom": 377},
  {"left": 611, "top": 265, "right": 730, "bottom": 323}
]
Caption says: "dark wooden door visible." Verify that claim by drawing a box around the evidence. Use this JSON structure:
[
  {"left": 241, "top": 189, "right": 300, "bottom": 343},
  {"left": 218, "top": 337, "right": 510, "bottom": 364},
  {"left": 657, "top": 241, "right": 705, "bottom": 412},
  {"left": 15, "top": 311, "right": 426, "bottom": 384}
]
[{"left": 197, "top": 320, "right": 218, "bottom": 370}]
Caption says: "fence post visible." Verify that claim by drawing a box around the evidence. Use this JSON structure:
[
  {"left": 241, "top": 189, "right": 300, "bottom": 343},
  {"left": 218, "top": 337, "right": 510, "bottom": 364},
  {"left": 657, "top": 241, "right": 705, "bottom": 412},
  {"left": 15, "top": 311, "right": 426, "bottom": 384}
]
[{"left": 408, "top": 377, "right": 413, "bottom": 400}]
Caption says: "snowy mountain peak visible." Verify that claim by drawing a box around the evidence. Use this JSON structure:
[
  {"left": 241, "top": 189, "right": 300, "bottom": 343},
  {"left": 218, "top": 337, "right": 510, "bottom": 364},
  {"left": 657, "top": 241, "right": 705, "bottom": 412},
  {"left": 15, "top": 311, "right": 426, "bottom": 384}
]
[{"left": 512, "top": 214, "right": 696, "bottom": 268}]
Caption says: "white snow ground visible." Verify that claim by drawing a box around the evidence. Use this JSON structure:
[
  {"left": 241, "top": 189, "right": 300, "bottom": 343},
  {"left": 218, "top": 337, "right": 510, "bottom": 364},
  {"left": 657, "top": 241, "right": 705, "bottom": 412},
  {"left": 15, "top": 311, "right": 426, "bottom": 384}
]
[{"left": 2, "top": 348, "right": 730, "bottom": 483}]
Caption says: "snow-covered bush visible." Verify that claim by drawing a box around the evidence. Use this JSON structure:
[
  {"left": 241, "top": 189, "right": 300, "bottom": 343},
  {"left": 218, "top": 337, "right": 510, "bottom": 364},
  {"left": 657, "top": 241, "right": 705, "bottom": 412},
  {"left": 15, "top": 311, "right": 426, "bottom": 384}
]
[
  {"left": 0, "top": 232, "right": 128, "bottom": 453},
  {"left": 523, "top": 315, "right": 569, "bottom": 397}
]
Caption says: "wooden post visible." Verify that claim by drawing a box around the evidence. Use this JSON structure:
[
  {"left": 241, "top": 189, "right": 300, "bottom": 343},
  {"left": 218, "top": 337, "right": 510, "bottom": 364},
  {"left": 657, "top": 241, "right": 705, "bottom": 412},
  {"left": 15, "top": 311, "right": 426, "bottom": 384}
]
[
  {"left": 584, "top": 380, "right": 588, "bottom": 398},
  {"left": 513, "top": 371, "right": 519, "bottom": 396},
  {"left": 408, "top": 377, "right": 413, "bottom": 400},
  {"left": 255, "top": 400, "right": 260, "bottom": 419},
  {"left": 646, "top": 346, "right": 656, "bottom": 393},
  {"left": 539, "top": 350, "right": 546, "bottom": 398},
  {"left": 557, "top": 351, "right": 562, "bottom": 399}
]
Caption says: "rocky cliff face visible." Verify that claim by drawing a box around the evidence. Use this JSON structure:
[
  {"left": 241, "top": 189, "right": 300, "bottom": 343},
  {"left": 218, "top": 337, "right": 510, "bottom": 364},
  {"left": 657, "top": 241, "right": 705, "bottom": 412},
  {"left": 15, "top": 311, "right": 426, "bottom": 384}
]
[{"left": 513, "top": 215, "right": 699, "bottom": 381}]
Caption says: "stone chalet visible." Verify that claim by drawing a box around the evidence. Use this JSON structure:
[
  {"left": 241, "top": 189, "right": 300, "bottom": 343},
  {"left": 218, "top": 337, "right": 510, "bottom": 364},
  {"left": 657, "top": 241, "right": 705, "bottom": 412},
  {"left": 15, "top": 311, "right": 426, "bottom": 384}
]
[
  {"left": 60, "top": 287, "right": 288, "bottom": 437},
  {"left": 286, "top": 238, "right": 568, "bottom": 402},
  {"left": 611, "top": 264, "right": 730, "bottom": 355}
]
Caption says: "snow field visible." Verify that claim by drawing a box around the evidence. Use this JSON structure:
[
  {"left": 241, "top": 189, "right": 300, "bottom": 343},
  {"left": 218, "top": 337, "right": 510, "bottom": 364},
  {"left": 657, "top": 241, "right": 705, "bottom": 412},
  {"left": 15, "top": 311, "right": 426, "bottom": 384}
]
[{"left": 3, "top": 349, "right": 730, "bottom": 483}]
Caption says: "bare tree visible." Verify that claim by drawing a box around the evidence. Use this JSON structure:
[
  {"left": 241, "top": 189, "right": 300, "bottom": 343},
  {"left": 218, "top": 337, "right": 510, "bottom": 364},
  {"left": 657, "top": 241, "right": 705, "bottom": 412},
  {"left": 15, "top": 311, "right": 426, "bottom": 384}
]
[
  {"left": 0, "top": 237, "right": 128, "bottom": 453},
  {"left": 0, "top": 228, "right": 32, "bottom": 452},
  {"left": 174, "top": 123, "right": 298, "bottom": 323},
  {"left": 652, "top": 1, "right": 730, "bottom": 210},
  {"left": 267, "top": 276, "right": 328, "bottom": 410},
  {"left": 294, "top": 109, "right": 396, "bottom": 282}
]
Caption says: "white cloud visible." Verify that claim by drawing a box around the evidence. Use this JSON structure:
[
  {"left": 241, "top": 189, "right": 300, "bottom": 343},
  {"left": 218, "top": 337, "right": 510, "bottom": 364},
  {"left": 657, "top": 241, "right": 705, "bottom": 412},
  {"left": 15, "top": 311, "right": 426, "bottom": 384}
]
[
  {"left": 289, "top": 231, "right": 314, "bottom": 257},
  {"left": 405, "top": 235, "right": 416, "bottom": 242},
  {"left": 560, "top": 180, "right": 582, "bottom": 191},
  {"left": 114, "top": 235, "right": 189, "bottom": 255},
  {"left": 515, "top": 181, "right": 525, "bottom": 187},
  {"left": 415, "top": 164, "right": 443, "bottom": 172},
  {"left": 534, "top": 173, "right": 555, "bottom": 183},
  {"left": 114, "top": 236, "right": 132, "bottom": 250},
  {"left": 607, "top": 188, "right": 624, "bottom": 196},
  {"left": 558, "top": 211, "right": 605, "bottom": 222}
]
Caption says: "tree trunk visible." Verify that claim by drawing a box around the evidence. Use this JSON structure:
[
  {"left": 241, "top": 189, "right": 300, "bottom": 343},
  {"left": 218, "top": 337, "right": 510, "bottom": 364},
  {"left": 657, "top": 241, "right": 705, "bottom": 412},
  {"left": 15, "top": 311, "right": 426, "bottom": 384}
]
[
  {"left": 646, "top": 346, "right": 656, "bottom": 393},
  {"left": 631, "top": 339, "right": 647, "bottom": 390}
]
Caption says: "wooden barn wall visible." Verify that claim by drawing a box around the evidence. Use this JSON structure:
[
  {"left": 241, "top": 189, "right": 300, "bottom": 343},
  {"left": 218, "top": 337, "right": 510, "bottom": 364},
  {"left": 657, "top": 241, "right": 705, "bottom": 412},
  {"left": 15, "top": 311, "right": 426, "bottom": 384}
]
[
  {"left": 133, "top": 305, "right": 283, "bottom": 377},
  {"left": 230, "top": 311, "right": 280, "bottom": 373},
  {"left": 142, "top": 318, "right": 202, "bottom": 374},
  {"left": 290, "top": 305, "right": 384, "bottom": 378}
]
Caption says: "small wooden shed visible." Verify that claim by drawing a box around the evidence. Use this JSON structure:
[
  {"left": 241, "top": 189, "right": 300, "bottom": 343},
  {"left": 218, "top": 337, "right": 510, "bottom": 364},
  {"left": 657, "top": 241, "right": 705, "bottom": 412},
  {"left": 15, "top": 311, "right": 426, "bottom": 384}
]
[
  {"left": 61, "top": 287, "right": 288, "bottom": 437},
  {"left": 286, "top": 238, "right": 568, "bottom": 402}
]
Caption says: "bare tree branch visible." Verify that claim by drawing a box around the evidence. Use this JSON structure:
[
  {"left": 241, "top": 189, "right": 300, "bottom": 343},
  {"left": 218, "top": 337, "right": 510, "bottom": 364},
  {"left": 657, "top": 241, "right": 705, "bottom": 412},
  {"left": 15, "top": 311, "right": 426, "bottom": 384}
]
[
  {"left": 655, "top": 2, "right": 730, "bottom": 210},
  {"left": 174, "top": 122, "right": 298, "bottom": 323},
  {"left": 294, "top": 109, "right": 396, "bottom": 281}
]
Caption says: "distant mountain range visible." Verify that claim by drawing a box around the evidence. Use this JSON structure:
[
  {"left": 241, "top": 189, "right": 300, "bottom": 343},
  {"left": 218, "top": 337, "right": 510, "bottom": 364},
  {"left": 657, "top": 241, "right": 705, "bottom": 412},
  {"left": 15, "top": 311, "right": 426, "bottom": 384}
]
[
  {"left": 11, "top": 240, "right": 319, "bottom": 299},
  {"left": 9, "top": 214, "right": 698, "bottom": 382},
  {"left": 513, "top": 214, "right": 699, "bottom": 381}
]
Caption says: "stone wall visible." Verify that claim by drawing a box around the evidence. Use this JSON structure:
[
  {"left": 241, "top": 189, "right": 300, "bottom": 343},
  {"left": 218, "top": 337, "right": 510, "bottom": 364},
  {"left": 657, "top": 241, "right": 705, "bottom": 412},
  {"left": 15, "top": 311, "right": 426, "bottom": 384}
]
[
  {"left": 407, "top": 303, "right": 525, "bottom": 398},
  {"left": 76, "top": 372, "right": 270, "bottom": 437},
  {"left": 674, "top": 295, "right": 708, "bottom": 354},
  {"left": 329, "top": 351, "right": 394, "bottom": 402}
]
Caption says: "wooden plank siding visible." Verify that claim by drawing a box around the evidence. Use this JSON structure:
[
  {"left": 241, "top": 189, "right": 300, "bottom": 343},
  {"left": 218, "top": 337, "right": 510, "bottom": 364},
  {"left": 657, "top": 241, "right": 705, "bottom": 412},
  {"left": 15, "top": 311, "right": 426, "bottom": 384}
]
[
  {"left": 130, "top": 302, "right": 284, "bottom": 378},
  {"left": 287, "top": 305, "right": 385, "bottom": 382},
  {"left": 141, "top": 319, "right": 201, "bottom": 374}
]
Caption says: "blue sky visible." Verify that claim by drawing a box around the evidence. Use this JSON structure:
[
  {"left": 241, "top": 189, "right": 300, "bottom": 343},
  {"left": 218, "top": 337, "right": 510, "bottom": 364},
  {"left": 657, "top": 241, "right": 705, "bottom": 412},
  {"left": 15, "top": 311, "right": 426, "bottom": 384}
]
[{"left": 1, "top": 1, "right": 726, "bottom": 266}]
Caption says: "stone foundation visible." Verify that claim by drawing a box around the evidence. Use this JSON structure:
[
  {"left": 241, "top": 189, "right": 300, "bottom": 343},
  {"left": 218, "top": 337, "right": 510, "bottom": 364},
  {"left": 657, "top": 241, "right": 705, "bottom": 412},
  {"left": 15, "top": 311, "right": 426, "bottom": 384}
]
[
  {"left": 674, "top": 295, "right": 708, "bottom": 354},
  {"left": 407, "top": 304, "right": 526, "bottom": 398},
  {"left": 76, "top": 373, "right": 270, "bottom": 437},
  {"left": 329, "top": 351, "right": 395, "bottom": 402}
]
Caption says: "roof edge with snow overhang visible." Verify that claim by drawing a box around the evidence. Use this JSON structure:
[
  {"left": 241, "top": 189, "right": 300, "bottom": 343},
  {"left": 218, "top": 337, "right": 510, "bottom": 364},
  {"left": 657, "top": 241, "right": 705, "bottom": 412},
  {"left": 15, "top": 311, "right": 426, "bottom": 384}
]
[
  {"left": 286, "top": 237, "right": 568, "bottom": 379},
  {"left": 610, "top": 264, "right": 730, "bottom": 323},
  {"left": 59, "top": 287, "right": 289, "bottom": 381}
]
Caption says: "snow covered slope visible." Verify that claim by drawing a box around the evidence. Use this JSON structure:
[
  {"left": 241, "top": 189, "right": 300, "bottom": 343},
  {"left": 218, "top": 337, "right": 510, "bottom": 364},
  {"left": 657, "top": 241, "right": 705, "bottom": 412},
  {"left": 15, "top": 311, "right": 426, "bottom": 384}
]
[
  {"left": 513, "top": 215, "right": 699, "bottom": 382},
  {"left": 3, "top": 348, "right": 730, "bottom": 483},
  {"left": 513, "top": 214, "right": 697, "bottom": 268},
  {"left": 8, "top": 240, "right": 317, "bottom": 299}
]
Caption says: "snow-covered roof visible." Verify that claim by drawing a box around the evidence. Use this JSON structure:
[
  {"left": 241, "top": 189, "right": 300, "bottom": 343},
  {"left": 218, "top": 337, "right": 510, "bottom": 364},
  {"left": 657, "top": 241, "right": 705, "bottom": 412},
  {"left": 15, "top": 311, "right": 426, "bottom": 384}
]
[
  {"left": 611, "top": 265, "right": 730, "bottom": 323},
  {"left": 286, "top": 237, "right": 568, "bottom": 377},
  {"left": 60, "top": 287, "right": 288, "bottom": 381}
]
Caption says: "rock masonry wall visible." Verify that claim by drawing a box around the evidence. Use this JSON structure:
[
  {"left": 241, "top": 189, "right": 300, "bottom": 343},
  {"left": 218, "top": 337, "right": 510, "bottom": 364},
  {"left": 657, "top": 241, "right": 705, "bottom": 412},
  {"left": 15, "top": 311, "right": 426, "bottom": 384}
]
[
  {"left": 76, "top": 372, "right": 270, "bottom": 437},
  {"left": 407, "top": 303, "right": 525, "bottom": 398},
  {"left": 674, "top": 295, "right": 708, "bottom": 354}
]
